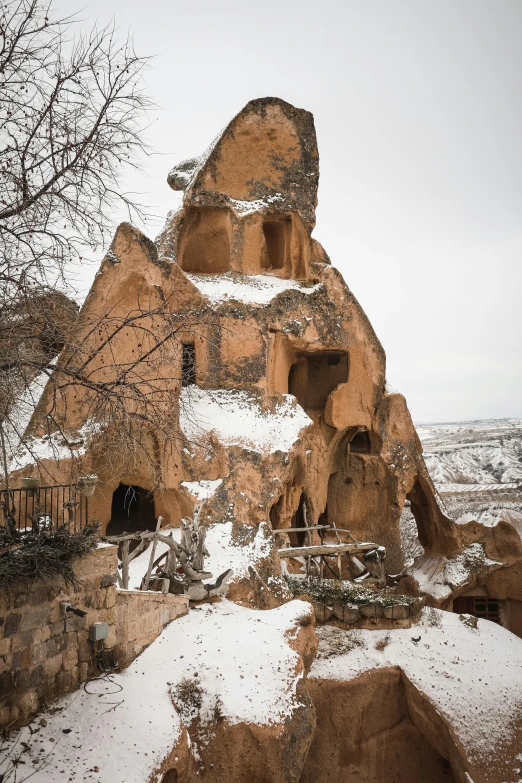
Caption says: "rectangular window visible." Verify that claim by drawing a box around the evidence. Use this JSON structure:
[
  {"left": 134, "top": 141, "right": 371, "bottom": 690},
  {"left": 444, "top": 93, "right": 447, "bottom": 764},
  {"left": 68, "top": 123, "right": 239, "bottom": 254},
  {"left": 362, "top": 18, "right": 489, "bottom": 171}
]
[
  {"left": 182, "top": 343, "right": 196, "bottom": 386},
  {"left": 453, "top": 596, "right": 501, "bottom": 624}
]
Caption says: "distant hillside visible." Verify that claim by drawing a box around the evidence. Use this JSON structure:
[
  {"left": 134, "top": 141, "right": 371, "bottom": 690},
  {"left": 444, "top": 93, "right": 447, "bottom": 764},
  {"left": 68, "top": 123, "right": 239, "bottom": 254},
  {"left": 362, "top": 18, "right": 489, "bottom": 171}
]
[
  {"left": 414, "top": 419, "right": 522, "bottom": 529},
  {"left": 417, "top": 419, "right": 522, "bottom": 485}
]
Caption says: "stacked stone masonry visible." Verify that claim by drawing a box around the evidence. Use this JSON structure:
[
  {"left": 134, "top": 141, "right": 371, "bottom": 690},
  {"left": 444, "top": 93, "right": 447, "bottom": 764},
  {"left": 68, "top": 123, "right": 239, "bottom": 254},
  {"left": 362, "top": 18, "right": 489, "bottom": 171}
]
[
  {"left": 312, "top": 598, "right": 423, "bottom": 627},
  {"left": 0, "top": 546, "right": 188, "bottom": 728},
  {"left": 115, "top": 589, "right": 189, "bottom": 667}
]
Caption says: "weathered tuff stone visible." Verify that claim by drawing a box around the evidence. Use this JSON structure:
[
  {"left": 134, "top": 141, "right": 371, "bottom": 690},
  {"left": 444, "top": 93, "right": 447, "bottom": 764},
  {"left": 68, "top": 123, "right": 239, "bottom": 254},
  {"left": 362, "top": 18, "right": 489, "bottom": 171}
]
[
  {"left": 311, "top": 603, "right": 333, "bottom": 623},
  {"left": 15, "top": 98, "right": 462, "bottom": 589},
  {"left": 383, "top": 603, "right": 411, "bottom": 620},
  {"left": 359, "top": 603, "right": 384, "bottom": 619},
  {"left": 333, "top": 603, "right": 360, "bottom": 624},
  {"left": 100, "top": 573, "right": 118, "bottom": 588},
  {"left": 4, "top": 613, "right": 22, "bottom": 637}
]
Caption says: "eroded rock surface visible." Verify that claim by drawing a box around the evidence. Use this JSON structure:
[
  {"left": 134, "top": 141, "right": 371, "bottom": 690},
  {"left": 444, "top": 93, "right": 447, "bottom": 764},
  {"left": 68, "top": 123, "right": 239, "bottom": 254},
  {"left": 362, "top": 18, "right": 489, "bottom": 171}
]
[{"left": 306, "top": 609, "right": 522, "bottom": 783}]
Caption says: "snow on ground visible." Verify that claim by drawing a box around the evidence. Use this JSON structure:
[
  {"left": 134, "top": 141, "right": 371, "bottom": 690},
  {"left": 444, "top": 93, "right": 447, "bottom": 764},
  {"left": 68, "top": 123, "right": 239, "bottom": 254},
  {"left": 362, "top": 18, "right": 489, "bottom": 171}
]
[
  {"left": 311, "top": 608, "right": 522, "bottom": 766},
  {"left": 185, "top": 271, "right": 322, "bottom": 306},
  {"left": 3, "top": 628, "right": 184, "bottom": 783},
  {"left": 180, "top": 387, "right": 312, "bottom": 454},
  {"left": 168, "top": 599, "right": 311, "bottom": 726},
  {"left": 204, "top": 521, "right": 274, "bottom": 581},
  {"left": 126, "top": 527, "right": 181, "bottom": 590},
  {"left": 416, "top": 419, "right": 522, "bottom": 529},
  {"left": 455, "top": 505, "right": 522, "bottom": 531},
  {"left": 3, "top": 599, "right": 312, "bottom": 783}
]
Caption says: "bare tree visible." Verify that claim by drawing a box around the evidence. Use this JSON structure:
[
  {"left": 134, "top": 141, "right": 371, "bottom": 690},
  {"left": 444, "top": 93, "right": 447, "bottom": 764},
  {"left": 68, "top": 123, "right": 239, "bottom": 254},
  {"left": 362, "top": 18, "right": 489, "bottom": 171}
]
[
  {"left": 0, "top": 0, "right": 151, "bottom": 292},
  {"left": 0, "top": 0, "right": 216, "bottom": 510}
]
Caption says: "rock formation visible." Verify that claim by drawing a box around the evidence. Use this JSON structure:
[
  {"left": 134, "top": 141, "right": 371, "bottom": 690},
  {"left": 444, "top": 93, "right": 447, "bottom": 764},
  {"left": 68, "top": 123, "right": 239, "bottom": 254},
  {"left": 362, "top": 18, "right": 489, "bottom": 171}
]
[
  {"left": 9, "top": 97, "right": 460, "bottom": 576},
  {"left": 4, "top": 97, "right": 522, "bottom": 781}
]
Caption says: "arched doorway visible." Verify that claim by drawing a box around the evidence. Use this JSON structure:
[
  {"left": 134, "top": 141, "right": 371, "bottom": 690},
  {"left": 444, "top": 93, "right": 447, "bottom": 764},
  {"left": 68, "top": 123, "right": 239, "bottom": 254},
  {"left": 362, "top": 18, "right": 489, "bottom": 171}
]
[{"left": 106, "top": 484, "right": 156, "bottom": 536}]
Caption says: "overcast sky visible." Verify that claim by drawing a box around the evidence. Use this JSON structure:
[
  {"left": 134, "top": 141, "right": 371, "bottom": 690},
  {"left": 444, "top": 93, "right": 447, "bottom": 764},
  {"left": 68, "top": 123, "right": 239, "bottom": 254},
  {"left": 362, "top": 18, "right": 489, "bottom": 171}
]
[{"left": 54, "top": 0, "right": 522, "bottom": 424}]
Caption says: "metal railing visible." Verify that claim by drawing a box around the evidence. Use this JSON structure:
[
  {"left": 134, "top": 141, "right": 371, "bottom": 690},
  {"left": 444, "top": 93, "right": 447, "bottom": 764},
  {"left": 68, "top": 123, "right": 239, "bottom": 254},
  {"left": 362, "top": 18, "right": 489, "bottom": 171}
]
[{"left": 0, "top": 485, "right": 90, "bottom": 534}]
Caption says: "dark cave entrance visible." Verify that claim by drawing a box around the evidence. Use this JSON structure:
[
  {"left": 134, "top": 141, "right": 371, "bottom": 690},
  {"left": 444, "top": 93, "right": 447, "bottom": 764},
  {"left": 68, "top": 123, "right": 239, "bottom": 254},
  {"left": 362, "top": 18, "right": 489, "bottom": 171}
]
[
  {"left": 106, "top": 483, "right": 156, "bottom": 536},
  {"left": 291, "top": 492, "right": 310, "bottom": 547},
  {"left": 349, "top": 429, "right": 372, "bottom": 454},
  {"left": 288, "top": 351, "right": 349, "bottom": 416}
]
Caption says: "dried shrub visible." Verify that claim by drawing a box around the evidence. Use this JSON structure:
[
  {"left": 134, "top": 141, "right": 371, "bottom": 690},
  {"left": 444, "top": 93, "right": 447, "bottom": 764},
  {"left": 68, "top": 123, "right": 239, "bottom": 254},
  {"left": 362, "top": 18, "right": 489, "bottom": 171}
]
[
  {"left": 285, "top": 575, "right": 416, "bottom": 609},
  {"left": 375, "top": 633, "right": 391, "bottom": 651},
  {"left": 0, "top": 524, "right": 99, "bottom": 588},
  {"left": 172, "top": 676, "right": 204, "bottom": 721},
  {"left": 426, "top": 607, "right": 442, "bottom": 628},
  {"left": 295, "top": 610, "right": 313, "bottom": 628}
]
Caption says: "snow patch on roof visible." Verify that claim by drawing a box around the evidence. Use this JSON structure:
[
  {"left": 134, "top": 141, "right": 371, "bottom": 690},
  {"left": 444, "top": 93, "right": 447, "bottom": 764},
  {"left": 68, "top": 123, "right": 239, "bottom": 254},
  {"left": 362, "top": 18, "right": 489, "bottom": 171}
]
[
  {"left": 228, "top": 193, "right": 286, "bottom": 216},
  {"left": 181, "top": 479, "right": 223, "bottom": 501},
  {"left": 180, "top": 387, "right": 312, "bottom": 454},
  {"left": 9, "top": 419, "right": 103, "bottom": 472},
  {"left": 410, "top": 544, "right": 501, "bottom": 601},
  {"left": 185, "top": 272, "right": 323, "bottom": 306}
]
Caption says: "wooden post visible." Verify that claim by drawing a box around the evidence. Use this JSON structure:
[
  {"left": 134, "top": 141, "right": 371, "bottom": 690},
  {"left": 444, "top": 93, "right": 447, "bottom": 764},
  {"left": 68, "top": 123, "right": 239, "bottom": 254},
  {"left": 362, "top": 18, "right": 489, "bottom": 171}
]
[
  {"left": 142, "top": 516, "right": 163, "bottom": 592},
  {"left": 121, "top": 540, "right": 130, "bottom": 590},
  {"left": 329, "top": 521, "right": 342, "bottom": 579}
]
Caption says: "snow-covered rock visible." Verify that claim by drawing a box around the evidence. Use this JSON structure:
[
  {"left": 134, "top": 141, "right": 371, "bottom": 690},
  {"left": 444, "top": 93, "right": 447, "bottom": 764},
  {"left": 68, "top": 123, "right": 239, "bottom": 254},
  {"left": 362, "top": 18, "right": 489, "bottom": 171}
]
[
  {"left": 180, "top": 387, "right": 312, "bottom": 454},
  {"left": 306, "top": 609, "right": 522, "bottom": 783},
  {"left": 4, "top": 599, "right": 316, "bottom": 783}
]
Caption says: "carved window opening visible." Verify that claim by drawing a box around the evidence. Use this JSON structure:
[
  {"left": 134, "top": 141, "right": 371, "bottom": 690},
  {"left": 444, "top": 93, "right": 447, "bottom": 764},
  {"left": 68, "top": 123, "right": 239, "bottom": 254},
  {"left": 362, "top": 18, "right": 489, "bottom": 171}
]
[
  {"left": 107, "top": 484, "right": 156, "bottom": 536},
  {"left": 182, "top": 343, "right": 196, "bottom": 387},
  {"left": 180, "top": 208, "right": 231, "bottom": 274},
  {"left": 288, "top": 351, "right": 349, "bottom": 416},
  {"left": 262, "top": 219, "right": 287, "bottom": 270},
  {"left": 453, "top": 595, "right": 502, "bottom": 624}
]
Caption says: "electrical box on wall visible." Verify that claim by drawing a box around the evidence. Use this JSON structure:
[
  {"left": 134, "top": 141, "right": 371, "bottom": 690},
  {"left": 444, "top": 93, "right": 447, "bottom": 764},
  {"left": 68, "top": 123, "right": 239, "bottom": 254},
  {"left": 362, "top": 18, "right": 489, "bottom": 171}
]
[{"left": 89, "top": 622, "right": 109, "bottom": 642}]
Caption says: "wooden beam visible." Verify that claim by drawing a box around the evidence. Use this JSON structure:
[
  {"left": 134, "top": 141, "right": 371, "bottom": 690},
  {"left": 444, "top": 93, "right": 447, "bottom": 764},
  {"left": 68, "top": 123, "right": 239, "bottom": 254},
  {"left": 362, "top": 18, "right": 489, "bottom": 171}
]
[
  {"left": 272, "top": 525, "right": 330, "bottom": 534},
  {"left": 278, "top": 542, "right": 377, "bottom": 558}
]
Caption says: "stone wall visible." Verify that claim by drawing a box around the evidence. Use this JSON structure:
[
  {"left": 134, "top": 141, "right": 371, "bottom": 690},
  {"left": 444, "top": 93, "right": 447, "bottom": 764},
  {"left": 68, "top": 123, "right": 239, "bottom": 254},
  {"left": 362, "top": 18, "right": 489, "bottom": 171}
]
[
  {"left": 0, "top": 545, "right": 189, "bottom": 728},
  {"left": 0, "top": 545, "right": 118, "bottom": 727},
  {"left": 115, "top": 590, "right": 189, "bottom": 667}
]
